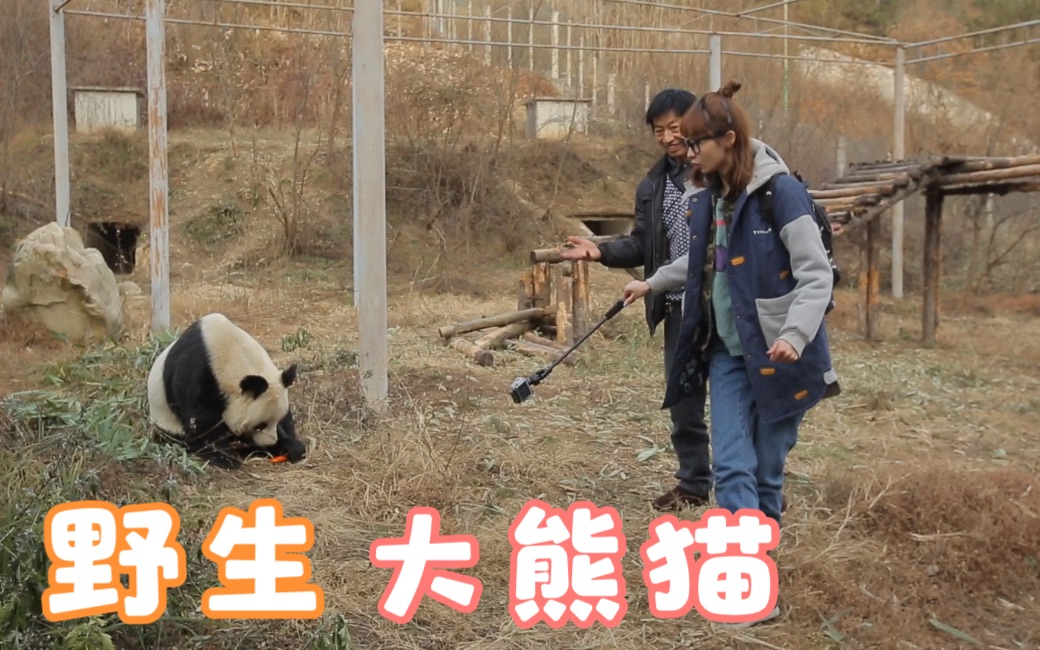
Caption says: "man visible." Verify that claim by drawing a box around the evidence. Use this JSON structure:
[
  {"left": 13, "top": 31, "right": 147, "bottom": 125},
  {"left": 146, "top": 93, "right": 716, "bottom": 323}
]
[{"left": 558, "top": 88, "right": 712, "bottom": 512}]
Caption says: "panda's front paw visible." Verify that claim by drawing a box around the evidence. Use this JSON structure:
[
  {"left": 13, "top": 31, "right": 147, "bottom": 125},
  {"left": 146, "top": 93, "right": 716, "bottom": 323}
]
[
  {"left": 200, "top": 450, "right": 243, "bottom": 470},
  {"left": 281, "top": 437, "right": 307, "bottom": 463}
]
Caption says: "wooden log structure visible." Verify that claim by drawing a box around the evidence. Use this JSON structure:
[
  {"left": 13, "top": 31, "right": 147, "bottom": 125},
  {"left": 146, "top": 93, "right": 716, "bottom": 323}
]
[
  {"left": 921, "top": 190, "right": 944, "bottom": 346},
  {"left": 813, "top": 152, "right": 1040, "bottom": 346},
  {"left": 438, "top": 307, "right": 553, "bottom": 339},
  {"left": 448, "top": 150, "right": 1036, "bottom": 362}
]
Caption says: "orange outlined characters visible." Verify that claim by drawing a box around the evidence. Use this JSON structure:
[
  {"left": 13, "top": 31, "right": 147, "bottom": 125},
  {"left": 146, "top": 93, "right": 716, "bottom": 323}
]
[
  {"left": 688, "top": 508, "right": 779, "bottom": 624},
  {"left": 117, "top": 503, "right": 187, "bottom": 624},
  {"left": 640, "top": 513, "right": 697, "bottom": 619},
  {"left": 201, "top": 498, "right": 325, "bottom": 620},
  {"left": 369, "top": 507, "right": 483, "bottom": 624},
  {"left": 508, "top": 500, "right": 627, "bottom": 629},
  {"left": 43, "top": 500, "right": 186, "bottom": 624}
]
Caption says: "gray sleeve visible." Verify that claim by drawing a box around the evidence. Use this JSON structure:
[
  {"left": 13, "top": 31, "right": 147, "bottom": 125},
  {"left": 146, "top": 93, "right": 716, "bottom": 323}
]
[
  {"left": 776, "top": 215, "right": 833, "bottom": 356},
  {"left": 645, "top": 254, "right": 688, "bottom": 294}
]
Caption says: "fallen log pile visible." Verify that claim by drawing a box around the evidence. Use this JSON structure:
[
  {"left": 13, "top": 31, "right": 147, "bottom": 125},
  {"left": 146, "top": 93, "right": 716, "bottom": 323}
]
[{"left": 437, "top": 245, "right": 600, "bottom": 368}]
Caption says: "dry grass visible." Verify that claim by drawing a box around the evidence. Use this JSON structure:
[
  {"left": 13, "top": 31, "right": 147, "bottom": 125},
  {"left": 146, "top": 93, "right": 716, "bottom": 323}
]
[
  {"left": 5, "top": 257, "right": 1034, "bottom": 649},
  {"left": 3, "top": 125, "right": 1040, "bottom": 649}
]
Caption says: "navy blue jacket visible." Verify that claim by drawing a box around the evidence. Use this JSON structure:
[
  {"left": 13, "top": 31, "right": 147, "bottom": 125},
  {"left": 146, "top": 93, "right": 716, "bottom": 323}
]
[{"left": 661, "top": 143, "right": 839, "bottom": 424}]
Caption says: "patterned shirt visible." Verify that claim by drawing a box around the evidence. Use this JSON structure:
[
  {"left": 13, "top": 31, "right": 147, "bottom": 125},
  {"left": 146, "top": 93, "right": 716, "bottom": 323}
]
[{"left": 661, "top": 166, "right": 690, "bottom": 303}]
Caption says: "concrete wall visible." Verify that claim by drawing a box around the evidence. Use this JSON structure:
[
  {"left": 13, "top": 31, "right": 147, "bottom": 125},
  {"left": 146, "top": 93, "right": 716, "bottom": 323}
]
[
  {"left": 73, "top": 90, "right": 142, "bottom": 133},
  {"left": 525, "top": 99, "right": 591, "bottom": 140}
]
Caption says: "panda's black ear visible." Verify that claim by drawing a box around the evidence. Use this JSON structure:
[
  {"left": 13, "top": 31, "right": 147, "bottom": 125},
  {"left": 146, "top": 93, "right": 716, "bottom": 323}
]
[
  {"left": 282, "top": 363, "right": 298, "bottom": 388},
  {"left": 240, "top": 375, "right": 269, "bottom": 398}
]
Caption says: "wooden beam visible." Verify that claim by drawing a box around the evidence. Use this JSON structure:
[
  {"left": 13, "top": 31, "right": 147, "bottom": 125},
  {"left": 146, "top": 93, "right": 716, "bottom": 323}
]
[
  {"left": 820, "top": 177, "right": 910, "bottom": 191},
  {"left": 555, "top": 265, "right": 573, "bottom": 346},
  {"left": 523, "top": 331, "right": 569, "bottom": 351},
  {"left": 532, "top": 262, "right": 552, "bottom": 312},
  {"left": 859, "top": 212, "right": 881, "bottom": 341},
  {"left": 476, "top": 321, "right": 530, "bottom": 350},
  {"left": 438, "top": 307, "right": 552, "bottom": 339},
  {"left": 936, "top": 164, "right": 1040, "bottom": 187},
  {"left": 810, "top": 184, "right": 899, "bottom": 199},
  {"left": 517, "top": 270, "right": 534, "bottom": 310},
  {"left": 507, "top": 339, "right": 577, "bottom": 366},
  {"left": 571, "top": 259, "right": 590, "bottom": 340},
  {"left": 940, "top": 181, "right": 1040, "bottom": 196},
  {"left": 531, "top": 248, "right": 565, "bottom": 264},
  {"left": 450, "top": 337, "right": 494, "bottom": 366},
  {"left": 945, "top": 153, "right": 1040, "bottom": 173},
  {"left": 922, "top": 190, "right": 944, "bottom": 346}
]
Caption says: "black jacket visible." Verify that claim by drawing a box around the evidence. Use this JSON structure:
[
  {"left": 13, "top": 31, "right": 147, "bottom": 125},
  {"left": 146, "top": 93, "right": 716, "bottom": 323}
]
[{"left": 598, "top": 153, "right": 686, "bottom": 336}]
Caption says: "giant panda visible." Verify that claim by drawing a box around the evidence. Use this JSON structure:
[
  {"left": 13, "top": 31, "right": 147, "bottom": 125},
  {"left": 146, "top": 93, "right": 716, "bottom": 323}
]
[{"left": 147, "top": 312, "right": 307, "bottom": 469}]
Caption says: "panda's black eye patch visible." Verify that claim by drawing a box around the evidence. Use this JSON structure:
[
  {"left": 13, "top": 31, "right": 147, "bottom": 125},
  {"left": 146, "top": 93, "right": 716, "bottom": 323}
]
[{"left": 253, "top": 423, "right": 268, "bottom": 432}]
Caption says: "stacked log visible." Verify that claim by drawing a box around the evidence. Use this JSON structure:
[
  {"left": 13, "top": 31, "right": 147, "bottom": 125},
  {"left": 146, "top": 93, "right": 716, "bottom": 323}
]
[{"left": 437, "top": 236, "right": 612, "bottom": 367}]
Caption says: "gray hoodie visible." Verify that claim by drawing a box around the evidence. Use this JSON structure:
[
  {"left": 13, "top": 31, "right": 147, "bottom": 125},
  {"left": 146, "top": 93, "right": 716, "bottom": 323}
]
[{"left": 644, "top": 138, "right": 791, "bottom": 297}]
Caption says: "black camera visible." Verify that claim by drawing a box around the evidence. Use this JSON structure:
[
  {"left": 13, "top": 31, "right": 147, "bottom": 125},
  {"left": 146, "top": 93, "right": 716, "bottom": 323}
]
[{"left": 510, "top": 376, "right": 534, "bottom": 404}]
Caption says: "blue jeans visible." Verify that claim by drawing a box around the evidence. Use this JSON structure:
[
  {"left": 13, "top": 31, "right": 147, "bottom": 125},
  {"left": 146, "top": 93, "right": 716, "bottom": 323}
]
[{"left": 708, "top": 339, "right": 802, "bottom": 527}]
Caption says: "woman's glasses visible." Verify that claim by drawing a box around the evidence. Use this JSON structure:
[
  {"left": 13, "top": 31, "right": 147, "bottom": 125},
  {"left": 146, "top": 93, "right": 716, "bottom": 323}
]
[{"left": 681, "top": 130, "right": 730, "bottom": 155}]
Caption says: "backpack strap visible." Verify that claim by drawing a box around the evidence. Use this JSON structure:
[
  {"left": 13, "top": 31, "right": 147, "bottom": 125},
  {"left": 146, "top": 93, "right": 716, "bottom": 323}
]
[{"left": 757, "top": 172, "right": 785, "bottom": 230}]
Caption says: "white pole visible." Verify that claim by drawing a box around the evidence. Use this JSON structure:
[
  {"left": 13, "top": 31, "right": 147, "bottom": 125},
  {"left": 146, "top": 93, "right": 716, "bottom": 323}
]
[
  {"left": 48, "top": 0, "right": 71, "bottom": 228},
  {"left": 836, "top": 133, "right": 847, "bottom": 178},
  {"left": 352, "top": 0, "right": 389, "bottom": 409},
  {"left": 551, "top": 11, "right": 559, "bottom": 80},
  {"left": 146, "top": 0, "right": 170, "bottom": 332},
  {"left": 507, "top": 6, "right": 513, "bottom": 68},
  {"left": 892, "top": 45, "right": 905, "bottom": 299},
  {"left": 709, "top": 34, "right": 722, "bottom": 91},
  {"left": 484, "top": 6, "right": 492, "bottom": 66}
]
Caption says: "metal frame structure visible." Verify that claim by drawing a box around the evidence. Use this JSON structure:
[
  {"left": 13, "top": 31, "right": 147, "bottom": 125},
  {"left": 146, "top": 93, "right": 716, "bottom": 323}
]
[{"left": 43, "top": 0, "right": 1039, "bottom": 409}]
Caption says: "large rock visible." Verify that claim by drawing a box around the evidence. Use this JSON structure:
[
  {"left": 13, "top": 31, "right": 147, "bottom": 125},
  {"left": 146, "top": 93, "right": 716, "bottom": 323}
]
[{"left": 1, "top": 222, "right": 124, "bottom": 342}]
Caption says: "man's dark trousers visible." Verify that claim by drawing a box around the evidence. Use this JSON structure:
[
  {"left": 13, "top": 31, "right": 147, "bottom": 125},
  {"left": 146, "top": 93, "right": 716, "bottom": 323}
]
[{"left": 661, "top": 301, "right": 712, "bottom": 495}]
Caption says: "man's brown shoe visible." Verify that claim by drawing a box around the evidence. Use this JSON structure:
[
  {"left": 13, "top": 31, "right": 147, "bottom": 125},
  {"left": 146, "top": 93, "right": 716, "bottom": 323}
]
[{"left": 653, "top": 486, "right": 710, "bottom": 511}]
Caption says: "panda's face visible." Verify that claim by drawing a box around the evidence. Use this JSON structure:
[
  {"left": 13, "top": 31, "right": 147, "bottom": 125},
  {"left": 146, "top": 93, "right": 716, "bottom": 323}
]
[{"left": 225, "top": 364, "right": 297, "bottom": 447}]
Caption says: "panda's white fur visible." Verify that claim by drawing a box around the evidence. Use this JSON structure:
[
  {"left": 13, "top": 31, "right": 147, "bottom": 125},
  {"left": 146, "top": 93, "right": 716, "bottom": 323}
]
[{"left": 147, "top": 312, "right": 301, "bottom": 467}]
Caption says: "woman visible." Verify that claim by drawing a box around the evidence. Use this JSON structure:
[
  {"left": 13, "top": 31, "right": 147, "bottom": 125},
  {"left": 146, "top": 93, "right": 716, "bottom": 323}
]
[
  {"left": 657, "top": 80, "right": 836, "bottom": 524},
  {"left": 655, "top": 80, "right": 838, "bottom": 626}
]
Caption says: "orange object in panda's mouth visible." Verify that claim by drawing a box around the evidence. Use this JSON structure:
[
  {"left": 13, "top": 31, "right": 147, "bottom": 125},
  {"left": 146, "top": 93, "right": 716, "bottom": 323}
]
[{"left": 270, "top": 455, "right": 289, "bottom": 464}]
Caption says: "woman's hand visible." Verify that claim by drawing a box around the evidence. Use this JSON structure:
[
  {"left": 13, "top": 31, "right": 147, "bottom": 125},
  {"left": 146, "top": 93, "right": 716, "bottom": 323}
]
[
  {"left": 622, "top": 280, "right": 651, "bottom": 306},
  {"left": 767, "top": 339, "right": 799, "bottom": 363}
]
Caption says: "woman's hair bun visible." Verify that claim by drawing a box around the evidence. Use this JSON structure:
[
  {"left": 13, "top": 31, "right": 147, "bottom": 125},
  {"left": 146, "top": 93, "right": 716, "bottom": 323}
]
[{"left": 719, "top": 81, "right": 742, "bottom": 98}]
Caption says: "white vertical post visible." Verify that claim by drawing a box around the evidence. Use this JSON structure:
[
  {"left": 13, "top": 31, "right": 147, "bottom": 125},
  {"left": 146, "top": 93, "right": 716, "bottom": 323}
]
[
  {"left": 593, "top": 56, "right": 600, "bottom": 106},
  {"left": 507, "top": 6, "right": 513, "bottom": 68},
  {"left": 892, "top": 45, "right": 905, "bottom": 299},
  {"left": 566, "top": 24, "right": 572, "bottom": 87},
  {"left": 352, "top": 0, "right": 389, "bottom": 409},
  {"left": 396, "top": 0, "right": 402, "bottom": 36},
  {"left": 709, "top": 33, "right": 722, "bottom": 91},
  {"left": 645, "top": 83, "right": 650, "bottom": 110},
  {"left": 528, "top": 6, "right": 534, "bottom": 71},
  {"left": 836, "top": 133, "right": 847, "bottom": 178},
  {"left": 467, "top": 0, "right": 473, "bottom": 51},
  {"left": 578, "top": 34, "right": 585, "bottom": 94},
  {"left": 551, "top": 11, "right": 559, "bottom": 80},
  {"left": 48, "top": 0, "right": 70, "bottom": 228},
  {"left": 607, "top": 73, "right": 615, "bottom": 114},
  {"left": 146, "top": 0, "right": 170, "bottom": 332},
  {"left": 484, "top": 6, "right": 492, "bottom": 66}
]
